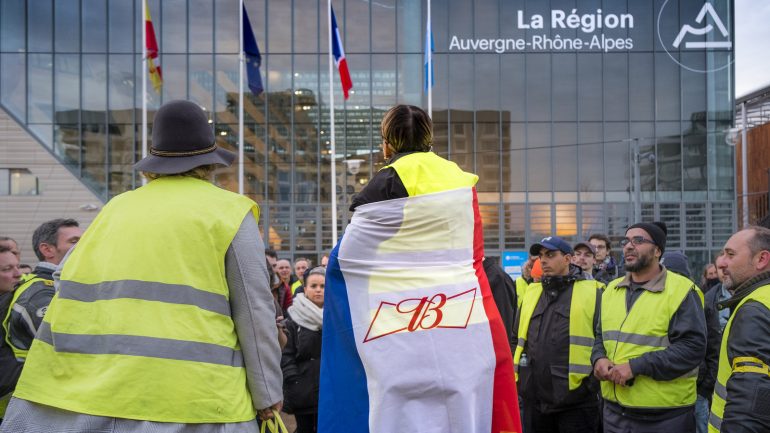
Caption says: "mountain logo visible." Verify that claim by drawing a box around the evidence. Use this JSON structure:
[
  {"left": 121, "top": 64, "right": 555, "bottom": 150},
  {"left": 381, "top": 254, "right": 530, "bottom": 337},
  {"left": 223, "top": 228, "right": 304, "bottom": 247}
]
[{"left": 672, "top": 2, "right": 732, "bottom": 49}]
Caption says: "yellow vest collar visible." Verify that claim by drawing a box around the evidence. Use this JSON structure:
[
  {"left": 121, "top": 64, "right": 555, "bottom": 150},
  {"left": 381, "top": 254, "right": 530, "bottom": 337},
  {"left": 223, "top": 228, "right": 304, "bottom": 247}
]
[{"left": 615, "top": 265, "right": 668, "bottom": 293}]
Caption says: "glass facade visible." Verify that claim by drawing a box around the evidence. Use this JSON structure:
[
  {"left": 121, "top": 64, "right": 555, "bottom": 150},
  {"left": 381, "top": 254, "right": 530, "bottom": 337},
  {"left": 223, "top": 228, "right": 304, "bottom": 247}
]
[{"left": 0, "top": 0, "right": 736, "bottom": 268}]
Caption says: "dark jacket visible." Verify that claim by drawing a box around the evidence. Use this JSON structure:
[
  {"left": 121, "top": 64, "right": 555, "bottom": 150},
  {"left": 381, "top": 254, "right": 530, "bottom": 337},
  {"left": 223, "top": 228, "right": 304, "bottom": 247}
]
[
  {"left": 6, "top": 263, "right": 56, "bottom": 355},
  {"left": 0, "top": 291, "right": 22, "bottom": 400},
  {"left": 281, "top": 318, "right": 322, "bottom": 415},
  {"left": 483, "top": 257, "right": 517, "bottom": 350},
  {"left": 593, "top": 255, "right": 621, "bottom": 285},
  {"left": 697, "top": 283, "right": 729, "bottom": 400},
  {"left": 349, "top": 152, "right": 420, "bottom": 211},
  {"left": 716, "top": 272, "right": 770, "bottom": 433},
  {"left": 514, "top": 264, "right": 601, "bottom": 414}
]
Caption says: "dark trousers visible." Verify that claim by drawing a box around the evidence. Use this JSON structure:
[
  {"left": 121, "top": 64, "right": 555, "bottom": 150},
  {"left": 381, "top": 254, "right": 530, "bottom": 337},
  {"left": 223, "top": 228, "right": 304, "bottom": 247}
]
[
  {"left": 295, "top": 413, "right": 318, "bottom": 433},
  {"left": 523, "top": 403, "right": 599, "bottom": 433},
  {"left": 603, "top": 403, "right": 695, "bottom": 433}
]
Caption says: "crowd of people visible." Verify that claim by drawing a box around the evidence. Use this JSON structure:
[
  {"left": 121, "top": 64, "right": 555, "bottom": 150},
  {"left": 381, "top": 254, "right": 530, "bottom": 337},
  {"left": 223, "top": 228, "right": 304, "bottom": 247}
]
[{"left": 0, "top": 101, "right": 768, "bottom": 433}]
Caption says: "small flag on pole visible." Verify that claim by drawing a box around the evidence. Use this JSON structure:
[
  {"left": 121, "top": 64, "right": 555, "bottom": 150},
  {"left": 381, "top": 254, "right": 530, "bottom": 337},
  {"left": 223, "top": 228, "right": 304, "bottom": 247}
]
[
  {"left": 242, "top": 4, "right": 264, "bottom": 96},
  {"left": 144, "top": 0, "right": 162, "bottom": 94},
  {"left": 330, "top": 5, "right": 353, "bottom": 100},
  {"left": 424, "top": 10, "right": 434, "bottom": 91}
]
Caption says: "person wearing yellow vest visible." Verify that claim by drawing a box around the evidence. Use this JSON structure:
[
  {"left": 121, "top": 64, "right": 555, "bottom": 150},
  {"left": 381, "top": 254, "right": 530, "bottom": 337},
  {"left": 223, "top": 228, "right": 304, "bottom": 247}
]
[
  {"left": 708, "top": 226, "right": 770, "bottom": 433},
  {"left": 0, "top": 245, "right": 23, "bottom": 423},
  {"left": 592, "top": 221, "right": 706, "bottom": 433},
  {"left": 0, "top": 100, "right": 283, "bottom": 433},
  {"left": 4, "top": 219, "right": 82, "bottom": 363},
  {"left": 513, "top": 236, "right": 602, "bottom": 433}
]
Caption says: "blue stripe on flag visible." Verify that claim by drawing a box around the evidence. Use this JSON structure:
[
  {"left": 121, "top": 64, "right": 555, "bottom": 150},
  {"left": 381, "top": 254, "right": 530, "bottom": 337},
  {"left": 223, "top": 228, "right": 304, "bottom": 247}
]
[{"left": 318, "top": 242, "right": 370, "bottom": 432}]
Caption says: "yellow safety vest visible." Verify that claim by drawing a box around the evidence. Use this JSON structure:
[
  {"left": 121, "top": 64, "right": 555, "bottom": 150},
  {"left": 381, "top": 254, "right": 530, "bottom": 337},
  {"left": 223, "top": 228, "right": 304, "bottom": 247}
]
[
  {"left": 512, "top": 279, "right": 599, "bottom": 389},
  {"left": 290, "top": 279, "right": 303, "bottom": 295},
  {"left": 515, "top": 277, "right": 528, "bottom": 309},
  {"left": 12, "top": 176, "right": 259, "bottom": 423},
  {"left": 2, "top": 274, "right": 51, "bottom": 361},
  {"left": 708, "top": 285, "right": 770, "bottom": 432},
  {"left": 384, "top": 151, "right": 479, "bottom": 196},
  {"left": 601, "top": 271, "right": 699, "bottom": 408}
]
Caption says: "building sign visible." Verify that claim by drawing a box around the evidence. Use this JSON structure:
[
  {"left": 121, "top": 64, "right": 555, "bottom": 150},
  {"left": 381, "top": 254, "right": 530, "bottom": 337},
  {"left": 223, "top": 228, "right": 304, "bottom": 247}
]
[
  {"left": 658, "top": 0, "right": 733, "bottom": 73},
  {"left": 449, "top": 9, "right": 635, "bottom": 53},
  {"left": 501, "top": 251, "right": 529, "bottom": 280},
  {"left": 448, "top": 0, "right": 733, "bottom": 73}
]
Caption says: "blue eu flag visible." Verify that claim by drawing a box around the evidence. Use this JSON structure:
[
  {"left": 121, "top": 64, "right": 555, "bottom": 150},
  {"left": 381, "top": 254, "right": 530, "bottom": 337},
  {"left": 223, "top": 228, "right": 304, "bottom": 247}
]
[{"left": 243, "top": 5, "right": 263, "bottom": 95}]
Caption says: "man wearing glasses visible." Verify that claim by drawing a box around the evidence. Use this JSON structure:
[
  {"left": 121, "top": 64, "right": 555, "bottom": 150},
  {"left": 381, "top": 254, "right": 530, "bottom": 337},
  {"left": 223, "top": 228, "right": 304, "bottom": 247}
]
[{"left": 591, "top": 222, "right": 706, "bottom": 433}]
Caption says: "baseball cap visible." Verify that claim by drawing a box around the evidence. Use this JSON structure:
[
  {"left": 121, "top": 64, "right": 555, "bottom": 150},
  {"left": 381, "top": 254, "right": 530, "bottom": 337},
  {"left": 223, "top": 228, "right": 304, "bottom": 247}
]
[
  {"left": 573, "top": 241, "right": 597, "bottom": 255},
  {"left": 529, "top": 236, "right": 574, "bottom": 256}
]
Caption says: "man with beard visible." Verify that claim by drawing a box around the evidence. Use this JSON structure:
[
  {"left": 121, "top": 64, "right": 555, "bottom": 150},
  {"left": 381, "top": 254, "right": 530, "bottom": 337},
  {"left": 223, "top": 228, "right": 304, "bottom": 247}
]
[
  {"left": 592, "top": 222, "right": 706, "bottom": 433},
  {"left": 708, "top": 227, "right": 770, "bottom": 433}
]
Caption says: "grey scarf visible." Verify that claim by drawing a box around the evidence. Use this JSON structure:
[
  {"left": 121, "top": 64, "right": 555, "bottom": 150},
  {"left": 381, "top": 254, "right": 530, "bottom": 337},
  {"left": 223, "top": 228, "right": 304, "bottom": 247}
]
[{"left": 287, "top": 293, "right": 323, "bottom": 331}]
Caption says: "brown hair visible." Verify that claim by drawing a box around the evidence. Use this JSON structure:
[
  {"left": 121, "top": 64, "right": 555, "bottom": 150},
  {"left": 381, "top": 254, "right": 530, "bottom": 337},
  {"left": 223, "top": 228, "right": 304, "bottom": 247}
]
[
  {"left": 142, "top": 164, "right": 217, "bottom": 182},
  {"left": 381, "top": 105, "right": 433, "bottom": 155}
]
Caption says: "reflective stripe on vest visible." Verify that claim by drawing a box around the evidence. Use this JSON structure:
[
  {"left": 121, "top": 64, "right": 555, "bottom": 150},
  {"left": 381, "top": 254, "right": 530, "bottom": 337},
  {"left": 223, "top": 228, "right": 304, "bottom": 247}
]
[
  {"left": 11, "top": 176, "right": 259, "bottom": 423},
  {"left": 291, "top": 279, "right": 303, "bottom": 295},
  {"left": 513, "top": 280, "right": 599, "bottom": 390},
  {"left": 2, "top": 275, "right": 47, "bottom": 361},
  {"left": 709, "top": 285, "right": 770, "bottom": 432},
  {"left": 383, "top": 152, "right": 479, "bottom": 196},
  {"left": 601, "top": 270, "right": 698, "bottom": 408},
  {"left": 515, "top": 277, "right": 528, "bottom": 309}
]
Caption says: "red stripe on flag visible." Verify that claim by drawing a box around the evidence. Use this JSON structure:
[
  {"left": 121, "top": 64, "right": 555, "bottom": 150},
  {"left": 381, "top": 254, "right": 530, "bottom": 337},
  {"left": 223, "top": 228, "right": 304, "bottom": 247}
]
[
  {"left": 471, "top": 187, "right": 522, "bottom": 433},
  {"left": 145, "top": 21, "right": 159, "bottom": 59},
  {"left": 337, "top": 58, "right": 353, "bottom": 100}
]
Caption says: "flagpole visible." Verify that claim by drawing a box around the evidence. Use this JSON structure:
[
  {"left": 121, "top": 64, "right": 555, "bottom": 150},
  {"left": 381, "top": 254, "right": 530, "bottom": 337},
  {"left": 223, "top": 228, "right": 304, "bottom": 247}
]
[
  {"left": 427, "top": 0, "right": 432, "bottom": 119},
  {"left": 238, "top": 0, "right": 245, "bottom": 195},
  {"left": 141, "top": 0, "right": 148, "bottom": 186},
  {"left": 329, "top": 0, "right": 338, "bottom": 245}
]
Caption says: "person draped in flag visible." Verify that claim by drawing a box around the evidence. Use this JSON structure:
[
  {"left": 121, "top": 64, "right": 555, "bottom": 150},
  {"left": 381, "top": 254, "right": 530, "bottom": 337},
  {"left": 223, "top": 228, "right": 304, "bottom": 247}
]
[{"left": 319, "top": 105, "right": 521, "bottom": 433}]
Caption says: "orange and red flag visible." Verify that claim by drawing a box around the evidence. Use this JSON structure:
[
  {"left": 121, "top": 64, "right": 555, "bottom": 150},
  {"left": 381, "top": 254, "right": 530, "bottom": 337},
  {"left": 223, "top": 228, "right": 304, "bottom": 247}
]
[{"left": 145, "top": 0, "right": 162, "bottom": 93}]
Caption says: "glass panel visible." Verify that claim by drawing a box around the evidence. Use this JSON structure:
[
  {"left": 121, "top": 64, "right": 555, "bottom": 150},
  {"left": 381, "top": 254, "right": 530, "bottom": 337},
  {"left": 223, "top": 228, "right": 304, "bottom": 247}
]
[
  {"left": 655, "top": 52, "right": 680, "bottom": 121},
  {"left": 501, "top": 55, "right": 526, "bottom": 122},
  {"left": 479, "top": 204, "right": 500, "bottom": 252},
  {"left": 214, "top": 54, "right": 238, "bottom": 119},
  {"left": 293, "top": 0, "right": 319, "bottom": 53},
  {"left": 189, "top": 54, "right": 214, "bottom": 110},
  {"left": 604, "top": 53, "right": 629, "bottom": 122},
  {"left": 577, "top": 53, "right": 602, "bottom": 122},
  {"left": 580, "top": 204, "right": 604, "bottom": 240},
  {"left": 553, "top": 124, "right": 577, "bottom": 192},
  {"left": 109, "top": 0, "right": 133, "bottom": 53},
  {"left": 109, "top": 123, "right": 135, "bottom": 197},
  {"left": 527, "top": 123, "right": 550, "bottom": 192},
  {"left": 0, "top": 170, "right": 8, "bottom": 195},
  {"left": 476, "top": 115, "right": 499, "bottom": 194},
  {"left": 529, "top": 204, "right": 552, "bottom": 242},
  {"left": 295, "top": 205, "right": 318, "bottom": 252},
  {"left": 1, "top": 53, "right": 27, "bottom": 120},
  {"left": 555, "top": 204, "right": 577, "bottom": 241},
  {"left": 451, "top": 121, "right": 473, "bottom": 174},
  {"left": 267, "top": 0, "right": 290, "bottom": 53},
  {"left": 10, "top": 169, "right": 38, "bottom": 195},
  {"left": 345, "top": 0, "right": 370, "bottom": 53},
  {"left": 372, "top": 0, "right": 395, "bottom": 52},
  {"left": 28, "top": 0, "right": 53, "bottom": 52},
  {"left": 659, "top": 203, "right": 681, "bottom": 250},
  {"left": 553, "top": 54, "right": 577, "bottom": 122},
  {"left": 82, "top": 0, "right": 107, "bottom": 53},
  {"left": 161, "top": 0, "right": 187, "bottom": 53},
  {"left": 28, "top": 54, "right": 53, "bottom": 124},
  {"left": 267, "top": 205, "right": 291, "bottom": 252},
  {"left": 162, "top": 54, "right": 189, "bottom": 101},
  {"left": 1, "top": 0, "right": 26, "bottom": 52},
  {"left": 189, "top": 0, "right": 213, "bottom": 53},
  {"left": 629, "top": 53, "right": 654, "bottom": 121},
  {"left": 711, "top": 202, "right": 733, "bottom": 247},
  {"left": 55, "top": 0, "right": 80, "bottom": 52},
  {"left": 526, "top": 54, "right": 550, "bottom": 122},
  {"left": 54, "top": 123, "right": 80, "bottom": 170},
  {"left": 55, "top": 54, "right": 80, "bottom": 115},
  {"left": 215, "top": 0, "right": 238, "bottom": 53},
  {"left": 109, "top": 55, "right": 134, "bottom": 113},
  {"left": 685, "top": 203, "right": 707, "bottom": 249},
  {"left": 82, "top": 54, "right": 107, "bottom": 111},
  {"left": 504, "top": 204, "right": 526, "bottom": 249}
]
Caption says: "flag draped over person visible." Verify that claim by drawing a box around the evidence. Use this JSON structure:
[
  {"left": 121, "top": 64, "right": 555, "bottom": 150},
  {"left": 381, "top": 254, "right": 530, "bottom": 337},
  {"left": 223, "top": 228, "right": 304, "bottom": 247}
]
[
  {"left": 144, "top": 0, "right": 162, "bottom": 94},
  {"left": 330, "top": 5, "right": 353, "bottom": 100},
  {"left": 242, "top": 4, "right": 263, "bottom": 96},
  {"left": 318, "top": 187, "right": 521, "bottom": 433}
]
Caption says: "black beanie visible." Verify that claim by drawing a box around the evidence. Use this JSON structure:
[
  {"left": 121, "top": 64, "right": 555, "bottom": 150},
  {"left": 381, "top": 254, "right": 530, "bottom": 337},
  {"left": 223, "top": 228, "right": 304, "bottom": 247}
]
[{"left": 627, "top": 221, "right": 668, "bottom": 253}]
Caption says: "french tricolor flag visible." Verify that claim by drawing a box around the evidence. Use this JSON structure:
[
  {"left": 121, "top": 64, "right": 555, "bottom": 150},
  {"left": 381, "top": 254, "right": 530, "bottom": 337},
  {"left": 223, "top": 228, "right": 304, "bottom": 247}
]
[
  {"left": 319, "top": 187, "right": 521, "bottom": 433},
  {"left": 330, "top": 5, "right": 353, "bottom": 100}
]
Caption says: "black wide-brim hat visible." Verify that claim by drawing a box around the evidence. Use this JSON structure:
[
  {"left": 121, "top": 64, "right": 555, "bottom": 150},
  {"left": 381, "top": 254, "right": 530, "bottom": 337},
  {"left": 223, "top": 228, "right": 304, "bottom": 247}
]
[{"left": 134, "top": 100, "right": 236, "bottom": 174}]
